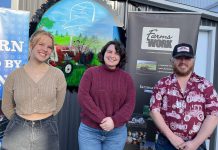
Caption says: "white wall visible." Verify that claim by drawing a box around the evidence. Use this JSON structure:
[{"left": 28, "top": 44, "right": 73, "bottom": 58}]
[{"left": 194, "top": 26, "right": 217, "bottom": 150}]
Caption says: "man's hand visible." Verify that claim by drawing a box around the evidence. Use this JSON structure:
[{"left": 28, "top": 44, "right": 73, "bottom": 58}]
[
  {"left": 168, "top": 134, "right": 185, "bottom": 149},
  {"left": 100, "top": 117, "right": 114, "bottom": 131},
  {"left": 178, "top": 141, "right": 199, "bottom": 150}
]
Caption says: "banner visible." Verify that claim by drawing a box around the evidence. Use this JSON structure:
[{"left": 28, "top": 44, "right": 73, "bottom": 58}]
[
  {"left": 0, "top": 7, "right": 29, "bottom": 144},
  {"left": 33, "top": 0, "right": 124, "bottom": 92},
  {"left": 0, "top": 8, "right": 29, "bottom": 100},
  {"left": 125, "top": 12, "right": 201, "bottom": 149},
  {"left": 0, "top": 0, "right": 11, "bottom": 8}
]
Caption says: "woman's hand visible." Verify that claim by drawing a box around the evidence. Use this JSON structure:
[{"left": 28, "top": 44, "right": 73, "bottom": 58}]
[{"left": 100, "top": 117, "right": 114, "bottom": 131}]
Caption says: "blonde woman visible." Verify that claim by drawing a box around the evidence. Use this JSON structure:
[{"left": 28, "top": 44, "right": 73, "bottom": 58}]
[{"left": 1, "top": 30, "right": 66, "bottom": 150}]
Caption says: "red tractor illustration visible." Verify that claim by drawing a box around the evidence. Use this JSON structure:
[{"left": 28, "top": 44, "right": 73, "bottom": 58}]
[{"left": 48, "top": 42, "right": 97, "bottom": 89}]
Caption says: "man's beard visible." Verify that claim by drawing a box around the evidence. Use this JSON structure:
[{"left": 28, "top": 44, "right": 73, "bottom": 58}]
[{"left": 173, "top": 64, "right": 194, "bottom": 76}]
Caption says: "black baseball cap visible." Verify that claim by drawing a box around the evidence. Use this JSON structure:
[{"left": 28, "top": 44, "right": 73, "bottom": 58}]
[{"left": 172, "top": 43, "right": 194, "bottom": 58}]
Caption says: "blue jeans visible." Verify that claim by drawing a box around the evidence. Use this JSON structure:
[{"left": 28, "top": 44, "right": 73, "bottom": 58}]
[
  {"left": 2, "top": 114, "right": 59, "bottom": 150},
  {"left": 155, "top": 134, "right": 207, "bottom": 150},
  {"left": 78, "top": 123, "right": 127, "bottom": 150}
]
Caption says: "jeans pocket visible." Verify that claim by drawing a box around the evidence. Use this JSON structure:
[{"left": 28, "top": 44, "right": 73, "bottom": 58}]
[
  {"left": 3, "top": 120, "right": 15, "bottom": 135},
  {"left": 155, "top": 134, "right": 175, "bottom": 150},
  {"left": 49, "top": 121, "right": 58, "bottom": 135}
]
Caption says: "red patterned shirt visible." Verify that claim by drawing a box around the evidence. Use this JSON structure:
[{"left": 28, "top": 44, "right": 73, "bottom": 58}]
[{"left": 150, "top": 72, "right": 218, "bottom": 140}]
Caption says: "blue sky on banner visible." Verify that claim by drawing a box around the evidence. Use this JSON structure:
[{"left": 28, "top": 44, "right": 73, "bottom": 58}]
[
  {"left": 0, "top": 0, "right": 11, "bottom": 8},
  {"left": 0, "top": 8, "right": 29, "bottom": 100},
  {"left": 41, "top": 0, "right": 119, "bottom": 39}
]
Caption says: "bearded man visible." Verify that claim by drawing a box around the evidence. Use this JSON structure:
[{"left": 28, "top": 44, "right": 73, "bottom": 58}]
[{"left": 150, "top": 43, "right": 218, "bottom": 150}]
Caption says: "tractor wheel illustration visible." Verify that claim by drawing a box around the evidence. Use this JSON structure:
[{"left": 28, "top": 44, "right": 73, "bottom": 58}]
[{"left": 62, "top": 61, "right": 73, "bottom": 76}]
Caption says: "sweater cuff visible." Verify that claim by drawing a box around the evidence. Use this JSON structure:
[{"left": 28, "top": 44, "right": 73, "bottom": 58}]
[
  {"left": 112, "top": 115, "right": 121, "bottom": 128},
  {"left": 96, "top": 113, "right": 106, "bottom": 124}
]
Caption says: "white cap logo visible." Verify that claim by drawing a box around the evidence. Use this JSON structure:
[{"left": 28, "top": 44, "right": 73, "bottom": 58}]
[{"left": 177, "top": 46, "right": 190, "bottom": 52}]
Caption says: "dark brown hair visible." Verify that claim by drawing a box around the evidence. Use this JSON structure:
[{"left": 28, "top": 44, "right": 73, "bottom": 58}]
[{"left": 98, "top": 40, "right": 126, "bottom": 68}]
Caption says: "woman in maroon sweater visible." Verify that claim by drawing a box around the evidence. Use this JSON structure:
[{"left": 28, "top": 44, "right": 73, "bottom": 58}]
[{"left": 78, "top": 41, "right": 136, "bottom": 150}]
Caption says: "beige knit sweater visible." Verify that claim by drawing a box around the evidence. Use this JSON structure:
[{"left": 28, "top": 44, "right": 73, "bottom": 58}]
[{"left": 2, "top": 66, "right": 67, "bottom": 119}]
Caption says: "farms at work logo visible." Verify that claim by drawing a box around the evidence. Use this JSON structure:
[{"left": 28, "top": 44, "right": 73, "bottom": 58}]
[{"left": 141, "top": 27, "right": 180, "bottom": 51}]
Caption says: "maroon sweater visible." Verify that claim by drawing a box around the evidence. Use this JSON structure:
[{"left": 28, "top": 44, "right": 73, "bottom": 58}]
[{"left": 78, "top": 65, "right": 136, "bottom": 129}]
